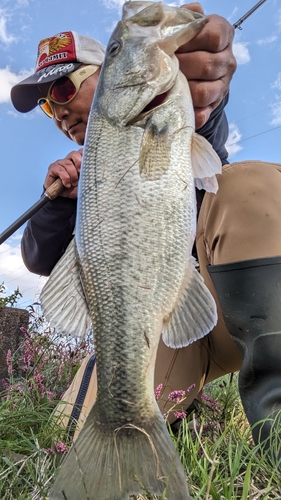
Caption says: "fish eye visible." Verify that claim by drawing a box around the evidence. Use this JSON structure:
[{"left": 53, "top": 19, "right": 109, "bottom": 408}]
[{"left": 108, "top": 40, "right": 121, "bottom": 57}]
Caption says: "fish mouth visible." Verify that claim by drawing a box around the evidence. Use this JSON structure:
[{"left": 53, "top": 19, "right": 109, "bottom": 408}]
[
  {"left": 141, "top": 89, "right": 170, "bottom": 113},
  {"left": 129, "top": 89, "right": 171, "bottom": 125}
]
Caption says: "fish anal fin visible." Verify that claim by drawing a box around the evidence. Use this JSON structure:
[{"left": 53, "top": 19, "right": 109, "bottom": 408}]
[
  {"left": 191, "top": 132, "right": 222, "bottom": 193},
  {"left": 162, "top": 259, "right": 217, "bottom": 348}
]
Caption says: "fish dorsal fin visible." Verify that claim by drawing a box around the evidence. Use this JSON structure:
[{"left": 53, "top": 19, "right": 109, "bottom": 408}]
[
  {"left": 40, "top": 239, "right": 92, "bottom": 338},
  {"left": 162, "top": 258, "right": 217, "bottom": 348},
  {"left": 191, "top": 132, "right": 222, "bottom": 193}
]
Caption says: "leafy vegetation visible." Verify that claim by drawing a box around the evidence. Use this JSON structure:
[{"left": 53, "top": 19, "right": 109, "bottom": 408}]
[
  {"left": 0, "top": 303, "right": 280, "bottom": 499},
  {"left": 0, "top": 305, "right": 93, "bottom": 499},
  {"left": 0, "top": 282, "right": 22, "bottom": 308}
]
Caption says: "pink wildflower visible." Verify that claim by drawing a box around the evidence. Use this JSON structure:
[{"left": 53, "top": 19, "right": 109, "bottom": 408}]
[
  {"left": 168, "top": 390, "right": 185, "bottom": 403},
  {"left": 22, "top": 341, "right": 34, "bottom": 367},
  {"left": 16, "top": 384, "right": 24, "bottom": 394},
  {"left": 56, "top": 441, "right": 68, "bottom": 453},
  {"left": 57, "top": 362, "right": 63, "bottom": 381},
  {"left": 174, "top": 411, "right": 187, "bottom": 420},
  {"left": 1, "top": 379, "right": 8, "bottom": 390},
  {"left": 200, "top": 393, "right": 219, "bottom": 411},
  {"left": 20, "top": 326, "right": 29, "bottom": 336},
  {"left": 46, "top": 390, "right": 55, "bottom": 401},
  {"left": 34, "top": 367, "right": 45, "bottom": 394},
  {"left": 155, "top": 384, "right": 163, "bottom": 401},
  {"left": 6, "top": 350, "right": 13, "bottom": 375},
  {"left": 186, "top": 383, "right": 196, "bottom": 393}
]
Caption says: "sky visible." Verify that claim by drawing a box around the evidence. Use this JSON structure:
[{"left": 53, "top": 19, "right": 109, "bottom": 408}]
[{"left": 0, "top": 0, "right": 280, "bottom": 309}]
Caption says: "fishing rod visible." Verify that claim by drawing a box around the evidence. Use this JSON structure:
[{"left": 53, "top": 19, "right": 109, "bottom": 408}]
[
  {"left": 0, "top": 0, "right": 271, "bottom": 246},
  {"left": 0, "top": 178, "right": 63, "bottom": 245},
  {"left": 233, "top": 0, "right": 269, "bottom": 30}
]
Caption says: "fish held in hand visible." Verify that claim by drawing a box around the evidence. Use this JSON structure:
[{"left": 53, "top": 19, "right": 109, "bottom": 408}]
[{"left": 42, "top": 2, "right": 222, "bottom": 499}]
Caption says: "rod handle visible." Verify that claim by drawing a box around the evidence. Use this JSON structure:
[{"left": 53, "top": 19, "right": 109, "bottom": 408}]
[{"left": 44, "top": 178, "right": 64, "bottom": 200}]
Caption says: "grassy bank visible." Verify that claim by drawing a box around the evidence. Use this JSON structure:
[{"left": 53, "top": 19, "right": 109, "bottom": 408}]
[{"left": 0, "top": 307, "right": 280, "bottom": 499}]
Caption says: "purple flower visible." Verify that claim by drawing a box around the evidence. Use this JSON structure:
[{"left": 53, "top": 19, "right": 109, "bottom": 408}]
[
  {"left": 200, "top": 393, "right": 219, "bottom": 411},
  {"left": 155, "top": 383, "right": 163, "bottom": 401},
  {"left": 46, "top": 390, "right": 55, "bottom": 401},
  {"left": 186, "top": 383, "right": 196, "bottom": 393},
  {"left": 56, "top": 441, "right": 68, "bottom": 453},
  {"left": 174, "top": 411, "right": 187, "bottom": 420},
  {"left": 168, "top": 390, "right": 185, "bottom": 403},
  {"left": 6, "top": 350, "right": 13, "bottom": 375},
  {"left": 34, "top": 367, "right": 46, "bottom": 393},
  {"left": 1, "top": 378, "right": 8, "bottom": 390}
]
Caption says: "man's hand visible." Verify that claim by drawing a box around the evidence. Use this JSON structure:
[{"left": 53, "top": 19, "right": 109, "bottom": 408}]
[
  {"left": 43, "top": 149, "right": 83, "bottom": 199},
  {"left": 176, "top": 2, "right": 237, "bottom": 129}
]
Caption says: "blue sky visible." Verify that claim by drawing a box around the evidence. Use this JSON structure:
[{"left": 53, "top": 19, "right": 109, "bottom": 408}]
[{"left": 0, "top": 0, "right": 280, "bottom": 308}]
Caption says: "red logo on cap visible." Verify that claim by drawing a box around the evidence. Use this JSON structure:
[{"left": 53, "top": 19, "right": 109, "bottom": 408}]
[{"left": 36, "top": 32, "right": 77, "bottom": 72}]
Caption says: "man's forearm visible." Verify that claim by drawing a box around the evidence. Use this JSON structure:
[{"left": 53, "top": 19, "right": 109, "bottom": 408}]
[{"left": 21, "top": 196, "right": 77, "bottom": 276}]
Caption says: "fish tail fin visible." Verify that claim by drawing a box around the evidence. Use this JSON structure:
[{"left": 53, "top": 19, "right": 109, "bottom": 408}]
[{"left": 49, "top": 406, "right": 190, "bottom": 500}]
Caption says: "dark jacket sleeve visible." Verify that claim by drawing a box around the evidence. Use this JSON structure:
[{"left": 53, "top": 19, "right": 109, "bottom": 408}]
[{"left": 21, "top": 195, "right": 77, "bottom": 276}]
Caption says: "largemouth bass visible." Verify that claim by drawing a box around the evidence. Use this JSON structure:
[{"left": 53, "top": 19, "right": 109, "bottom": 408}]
[{"left": 42, "top": 2, "right": 222, "bottom": 499}]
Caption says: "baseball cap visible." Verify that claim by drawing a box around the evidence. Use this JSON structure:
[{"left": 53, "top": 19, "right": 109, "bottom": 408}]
[{"left": 11, "top": 31, "right": 106, "bottom": 113}]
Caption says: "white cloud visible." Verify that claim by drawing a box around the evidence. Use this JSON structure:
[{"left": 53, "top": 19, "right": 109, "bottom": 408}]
[
  {"left": 0, "top": 9, "right": 16, "bottom": 45},
  {"left": 16, "top": 0, "right": 30, "bottom": 6},
  {"left": 0, "top": 66, "right": 31, "bottom": 104},
  {"left": 271, "top": 72, "right": 281, "bottom": 91},
  {"left": 105, "top": 19, "right": 118, "bottom": 34},
  {"left": 276, "top": 9, "right": 281, "bottom": 31},
  {"left": 227, "top": 7, "right": 238, "bottom": 23},
  {"left": 270, "top": 101, "right": 281, "bottom": 126},
  {"left": 225, "top": 123, "right": 243, "bottom": 158},
  {"left": 233, "top": 42, "right": 250, "bottom": 65},
  {"left": 257, "top": 35, "right": 277, "bottom": 46},
  {"left": 103, "top": 0, "right": 125, "bottom": 9},
  {"left": 0, "top": 236, "right": 43, "bottom": 306}
]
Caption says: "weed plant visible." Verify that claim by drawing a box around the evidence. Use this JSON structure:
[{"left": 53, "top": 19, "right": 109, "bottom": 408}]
[
  {"left": 0, "top": 305, "right": 280, "bottom": 499},
  {"left": 0, "top": 305, "right": 93, "bottom": 499}
]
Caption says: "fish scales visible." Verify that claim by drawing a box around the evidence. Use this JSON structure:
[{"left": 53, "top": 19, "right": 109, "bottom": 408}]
[
  {"left": 78, "top": 105, "right": 194, "bottom": 421},
  {"left": 42, "top": 1, "right": 222, "bottom": 499}
]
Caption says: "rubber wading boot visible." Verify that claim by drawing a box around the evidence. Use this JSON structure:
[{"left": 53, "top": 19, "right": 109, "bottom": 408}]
[{"left": 207, "top": 256, "right": 281, "bottom": 467}]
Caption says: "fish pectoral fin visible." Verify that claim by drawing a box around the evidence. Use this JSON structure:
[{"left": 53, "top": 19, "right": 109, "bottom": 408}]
[
  {"left": 191, "top": 132, "right": 222, "bottom": 193},
  {"left": 40, "top": 239, "right": 92, "bottom": 338},
  {"left": 162, "top": 258, "right": 217, "bottom": 348},
  {"left": 139, "top": 118, "right": 170, "bottom": 180}
]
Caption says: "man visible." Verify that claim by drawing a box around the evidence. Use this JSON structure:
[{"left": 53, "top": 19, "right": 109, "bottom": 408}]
[{"left": 11, "top": 3, "right": 281, "bottom": 465}]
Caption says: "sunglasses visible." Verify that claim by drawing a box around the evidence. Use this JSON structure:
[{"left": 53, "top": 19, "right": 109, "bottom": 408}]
[{"left": 37, "top": 65, "right": 99, "bottom": 118}]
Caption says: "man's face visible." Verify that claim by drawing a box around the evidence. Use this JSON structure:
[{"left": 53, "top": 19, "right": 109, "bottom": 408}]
[{"left": 50, "top": 68, "right": 100, "bottom": 146}]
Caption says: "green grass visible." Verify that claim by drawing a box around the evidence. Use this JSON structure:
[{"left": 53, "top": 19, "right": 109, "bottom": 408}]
[
  {"left": 0, "top": 308, "right": 280, "bottom": 499},
  {"left": 136, "top": 375, "right": 281, "bottom": 500},
  {"left": 1, "top": 374, "right": 280, "bottom": 499}
]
